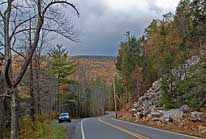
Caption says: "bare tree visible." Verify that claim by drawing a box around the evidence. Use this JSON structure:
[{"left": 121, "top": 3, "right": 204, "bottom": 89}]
[
  {"left": 0, "top": 1, "right": 79, "bottom": 139},
  {"left": 34, "top": 30, "right": 49, "bottom": 115}
]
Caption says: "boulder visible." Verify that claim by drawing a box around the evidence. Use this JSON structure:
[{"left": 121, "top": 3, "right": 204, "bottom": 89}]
[
  {"left": 198, "top": 126, "right": 206, "bottom": 134},
  {"left": 190, "top": 111, "right": 206, "bottom": 122},
  {"left": 162, "top": 109, "right": 183, "bottom": 122},
  {"left": 180, "top": 105, "right": 190, "bottom": 113},
  {"left": 151, "top": 111, "right": 162, "bottom": 118}
]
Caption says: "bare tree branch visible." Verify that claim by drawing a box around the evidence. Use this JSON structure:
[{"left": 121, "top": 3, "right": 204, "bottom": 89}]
[
  {"left": 13, "top": 0, "right": 79, "bottom": 87},
  {"left": 0, "top": 11, "right": 4, "bottom": 19},
  {"left": 10, "top": 48, "right": 25, "bottom": 58},
  {"left": 10, "top": 15, "right": 37, "bottom": 41},
  {"left": 42, "top": 28, "right": 78, "bottom": 42},
  {"left": 4, "top": 0, "right": 14, "bottom": 88},
  {"left": 43, "top": 1, "right": 79, "bottom": 16}
]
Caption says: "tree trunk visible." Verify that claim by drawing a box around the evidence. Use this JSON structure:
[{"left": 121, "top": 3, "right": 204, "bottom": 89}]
[
  {"left": 29, "top": 62, "right": 35, "bottom": 123},
  {"left": 29, "top": 18, "right": 35, "bottom": 122},
  {"left": 57, "top": 74, "right": 60, "bottom": 113},
  {"left": 10, "top": 90, "right": 18, "bottom": 139},
  {"left": 0, "top": 97, "right": 4, "bottom": 139},
  {"left": 34, "top": 54, "right": 41, "bottom": 115},
  {"left": 0, "top": 72, "right": 4, "bottom": 139}
]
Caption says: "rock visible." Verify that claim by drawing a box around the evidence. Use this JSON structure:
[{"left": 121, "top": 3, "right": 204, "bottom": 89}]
[
  {"left": 143, "top": 108, "right": 151, "bottom": 116},
  {"left": 152, "top": 81, "right": 161, "bottom": 90},
  {"left": 198, "top": 126, "right": 206, "bottom": 134},
  {"left": 129, "top": 108, "right": 137, "bottom": 112},
  {"left": 134, "top": 112, "right": 144, "bottom": 120},
  {"left": 190, "top": 111, "right": 206, "bottom": 122},
  {"left": 162, "top": 109, "right": 183, "bottom": 122},
  {"left": 152, "top": 117, "right": 160, "bottom": 121},
  {"left": 160, "top": 116, "right": 171, "bottom": 122},
  {"left": 180, "top": 105, "right": 190, "bottom": 113},
  {"left": 146, "top": 114, "right": 152, "bottom": 121},
  {"left": 136, "top": 107, "right": 142, "bottom": 112},
  {"left": 151, "top": 111, "right": 162, "bottom": 118},
  {"left": 156, "top": 121, "right": 162, "bottom": 125},
  {"left": 134, "top": 113, "right": 139, "bottom": 119},
  {"left": 133, "top": 102, "right": 138, "bottom": 108}
]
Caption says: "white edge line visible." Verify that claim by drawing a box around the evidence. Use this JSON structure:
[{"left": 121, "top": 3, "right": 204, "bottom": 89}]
[
  {"left": 81, "top": 119, "right": 86, "bottom": 139},
  {"left": 112, "top": 118, "right": 201, "bottom": 139}
]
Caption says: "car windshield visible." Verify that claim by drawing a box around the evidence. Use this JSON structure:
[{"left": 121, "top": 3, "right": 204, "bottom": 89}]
[{"left": 60, "top": 113, "right": 69, "bottom": 116}]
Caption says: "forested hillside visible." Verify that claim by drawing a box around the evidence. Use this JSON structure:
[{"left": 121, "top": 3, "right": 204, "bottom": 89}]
[
  {"left": 116, "top": 0, "right": 206, "bottom": 137},
  {"left": 116, "top": 0, "right": 206, "bottom": 108},
  {"left": 71, "top": 56, "right": 116, "bottom": 84}
]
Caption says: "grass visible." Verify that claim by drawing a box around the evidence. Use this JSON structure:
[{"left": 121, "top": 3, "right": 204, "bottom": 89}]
[{"left": 20, "top": 114, "right": 67, "bottom": 139}]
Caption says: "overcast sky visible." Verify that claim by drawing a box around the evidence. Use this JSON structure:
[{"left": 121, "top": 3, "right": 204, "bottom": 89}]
[{"left": 59, "top": 0, "right": 180, "bottom": 56}]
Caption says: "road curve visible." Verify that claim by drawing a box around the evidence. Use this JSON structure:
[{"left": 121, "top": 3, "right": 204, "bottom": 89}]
[{"left": 80, "top": 114, "right": 200, "bottom": 139}]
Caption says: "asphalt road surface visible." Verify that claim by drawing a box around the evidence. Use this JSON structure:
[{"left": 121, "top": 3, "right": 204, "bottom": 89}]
[{"left": 61, "top": 114, "right": 201, "bottom": 139}]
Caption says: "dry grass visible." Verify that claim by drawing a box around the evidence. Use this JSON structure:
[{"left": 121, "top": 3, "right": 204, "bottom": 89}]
[{"left": 20, "top": 113, "right": 66, "bottom": 139}]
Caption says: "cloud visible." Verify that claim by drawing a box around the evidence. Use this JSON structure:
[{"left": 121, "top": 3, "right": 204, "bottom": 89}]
[{"left": 59, "top": 0, "right": 180, "bottom": 56}]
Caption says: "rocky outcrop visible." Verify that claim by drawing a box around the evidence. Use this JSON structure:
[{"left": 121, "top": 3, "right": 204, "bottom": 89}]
[
  {"left": 171, "top": 56, "right": 200, "bottom": 80},
  {"left": 130, "top": 53, "right": 206, "bottom": 124},
  {"left": 134, "top": 80, "right": 162, "bottom": 116}
]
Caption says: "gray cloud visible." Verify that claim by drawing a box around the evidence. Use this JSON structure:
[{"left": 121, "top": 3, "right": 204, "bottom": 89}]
[{"left": 57, "top": 0, "right": 180, "bottom": 56}]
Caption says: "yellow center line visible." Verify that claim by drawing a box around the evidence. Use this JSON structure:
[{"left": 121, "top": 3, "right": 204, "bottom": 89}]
[{"left": 97, "top": 118, "right": 149, "bottom": 139}]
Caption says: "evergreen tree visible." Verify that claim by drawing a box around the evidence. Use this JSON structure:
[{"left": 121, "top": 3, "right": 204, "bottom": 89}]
[{"left": 48, "top": 44, "right": 76, "bottom": 112}]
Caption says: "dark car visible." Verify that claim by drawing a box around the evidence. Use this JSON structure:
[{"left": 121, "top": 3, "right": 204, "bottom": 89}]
[{"left": 58, "top": 112, "right": 71, "bottom": 123}]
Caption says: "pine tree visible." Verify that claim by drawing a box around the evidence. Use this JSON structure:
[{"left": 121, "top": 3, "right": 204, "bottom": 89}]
[{"left": 48, "top": 44, "right": 76, "bottom": 112}]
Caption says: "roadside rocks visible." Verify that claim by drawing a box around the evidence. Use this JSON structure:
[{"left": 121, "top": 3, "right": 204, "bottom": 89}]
[
  {"left": 190, "top": 111, "right": 206, "bottom": 122},
  {"left": 180, "top": 105, "right": 190, "bottom": 113},
  {"left": 135, "top": 80, "right": 162, "bottom": 112},
  {"left": 151, "top": 111, "right": 162, "bottom": 118},
  {"left": 161, "top": 109, "right": 184, "bottom": 122},
  {"left": 130, "top": 80, "right": 163, "bottom": 122},
  {"left": 126, "top": 52, "right": 206, "bottom": 136}
]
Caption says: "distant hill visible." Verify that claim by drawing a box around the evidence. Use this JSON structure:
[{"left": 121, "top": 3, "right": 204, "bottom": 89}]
[
  {"left": 70, "top": 56, "right": 116, "bottom": 84},
  {"left": 11, "top": 55, "right": 116, "bottom": 85}
]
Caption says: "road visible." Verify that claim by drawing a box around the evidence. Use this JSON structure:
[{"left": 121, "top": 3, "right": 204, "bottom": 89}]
[{"left": 61, "top": 114, "right": 201, "bottom": 139}]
